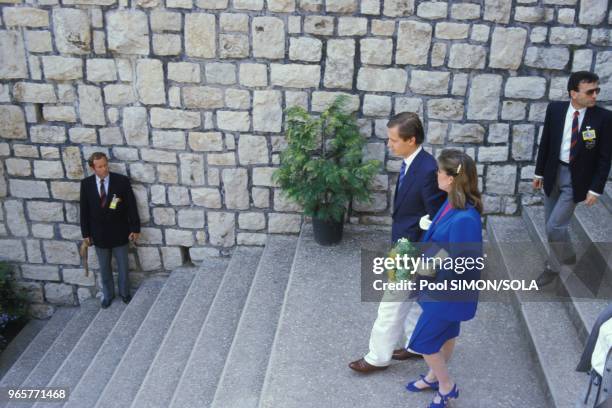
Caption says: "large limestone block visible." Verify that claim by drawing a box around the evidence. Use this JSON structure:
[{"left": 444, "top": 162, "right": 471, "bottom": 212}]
[
  {"left": 222, "top": 168, "right": 249, "bottom": 209},
  {"left": 13, "top": 82, "right": 56, "bottom": 103},
  {"left": 207, "top": 212, "right": 236, "bottom": 247},
  {"left": 42, "top": 56, "right": 83, "bottom": 80},
  {"left": 324, "top": 39, "right": 355, "bottom": 89},
  {"left": 136, "top": 59, "right": 166, "bottom": 105},
  {"left": 579, "top": 0, "right": 608, "bottom": 24},
  {"left": 179, "top": 153, "right": 205, "bottom": 185},
  {"left": 489, "top": 27, "right": 527, "bottom": 70},
  {"left": 238, "top": 134, "right": 269, "bottom": 164},
  {"left": 524, "top": 47, "right": 570, "bottom": 70},
  {"left": 357, "top": 67, "right": 407, "bottom": 93},
  {"left": 253, "top": 90, "right": 282, "bottom": 132},
  {"left": 270, "top": 64, "right": 321, "bottom": 88},
  {"left": 448, "top": 44, "right": 486, "bottom": 69},
  {"left": 3, "top": 7, "right": 49, "bottom": 27},
  {"left": 467, "top": 74, "right": 502, "bottom": 120},
  {"left": 396, "top": 21, "right": 432, "bottom": 65},
  {"left": 409, "top": 71, "right": 450, "bottom": 95},
  {"left": 484, "top": 0, "right": 511, "bottom": 23},
  {"left": 107, "top": 10, "right": 149, "bottom": 54},
  {"left": 185, "top": 13, "right": 216, "bottom": 58},
  {"left": 0, "top": 105, "right": 27, "bottom": 139},
  {"left": 252, "top": 17, "right": 285, "bottom": 59},
  {"left": 505, "top": 77, "right": 547, "bottom": 99},
  {"left": 151, "top": 108, "right": 201, "bottom": 129},
  {"left": 383, "top": 0, "right": 415, "bottom": 16},
  {"left": 0, "top": 31, "right": 28, "bottom": 79},
  {"left": 53, "top": 8, "right": 91, "bottom": 54},
  {"left": 183, "top": 86, "right": 224, "bottom": 109},
  {"left": 78, "top": 85, "right": 106, "bottom": 126},
  {"left": 123, "top": 107, "right": 149, "bottom": 146}
]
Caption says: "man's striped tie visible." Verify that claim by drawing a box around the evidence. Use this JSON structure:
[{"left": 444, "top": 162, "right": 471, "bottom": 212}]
[
  {"left": 569, "top": 110, "right": 579, "bottom": 163},
  {"left": 398, "top": 160, "right": 407, "bottom": 188},
  {"left": 100, "top": 178, "right": 107, "bottom": 208}
]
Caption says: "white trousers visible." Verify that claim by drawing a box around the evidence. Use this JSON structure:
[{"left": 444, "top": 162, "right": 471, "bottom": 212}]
[{"left": 364, "top": 288, "right": 422, "bottom": 367}]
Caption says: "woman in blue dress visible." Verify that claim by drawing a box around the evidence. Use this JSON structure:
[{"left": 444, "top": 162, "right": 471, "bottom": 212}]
[{"left": 405, "top": 149, "right": 483, "bottom": 408}]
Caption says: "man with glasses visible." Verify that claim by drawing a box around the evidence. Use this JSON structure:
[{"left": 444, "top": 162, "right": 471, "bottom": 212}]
[{"left": 533, "top": 71, "right": 612, "bottom": 286}]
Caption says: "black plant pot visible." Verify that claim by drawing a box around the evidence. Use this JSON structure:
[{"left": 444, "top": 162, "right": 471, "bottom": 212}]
[{"left": 312, "top": 216, "right": 344, "bottom": 246}]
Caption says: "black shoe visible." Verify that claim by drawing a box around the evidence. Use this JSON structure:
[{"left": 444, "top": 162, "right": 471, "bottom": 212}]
[
  {"left": 122, "top": 295, "right": 132, "bottom": 304},
  {"left": 101, "top": 297, "right": 112, "bottom": 309},
  {"left": 561, "top": 254, "right": 577, "bottom": 265},
  {"left": 535, "top": 269, "right": 559, "bottom": 287}
]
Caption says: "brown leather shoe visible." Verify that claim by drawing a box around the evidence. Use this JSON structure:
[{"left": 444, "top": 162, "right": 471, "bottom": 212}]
[
  {"left": 392, "top": 348, "right": 420, "bottom": 360},
  {"left": 348, "top": 358, "right": 389, "bottom": 373}
]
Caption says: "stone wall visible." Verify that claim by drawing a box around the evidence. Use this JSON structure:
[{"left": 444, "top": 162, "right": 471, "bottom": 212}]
[{"left": 0, "top": 0, "right": 611, "bottom": 315}]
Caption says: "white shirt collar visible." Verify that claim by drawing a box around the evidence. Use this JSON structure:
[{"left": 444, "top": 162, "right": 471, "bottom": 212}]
[
  {"left": 403, "top": 146, "right": 422, "bottom": 173},
  {"left": 95, "top": 174, "right": 109, "bottom": 184},
  {"left": 568, "top": 102, "right": 587, "bottom": 116}
]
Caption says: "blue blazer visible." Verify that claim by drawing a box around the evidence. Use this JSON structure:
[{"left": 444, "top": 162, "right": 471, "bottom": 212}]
[
  {"left": 391, "top": 149, "right": 446, "bottom": 243},
  {"left": 535, "top": 101, "right": 612, "bottom": 203},
  {"left": 417, "top": 199, "right": 483, "bottom": 322}
]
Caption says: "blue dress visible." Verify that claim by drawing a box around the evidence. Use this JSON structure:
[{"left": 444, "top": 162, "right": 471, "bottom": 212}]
[{"left": 407, "top": 199, "right": 483, "bottom": 355}]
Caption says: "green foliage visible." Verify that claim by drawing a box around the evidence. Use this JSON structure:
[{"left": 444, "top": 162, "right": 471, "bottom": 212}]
[{"left": 273, "top": 95, "right": 381, "bottom": 222}]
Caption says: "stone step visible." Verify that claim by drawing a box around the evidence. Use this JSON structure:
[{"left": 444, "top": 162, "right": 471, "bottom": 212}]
[
  {"left": 94, "top": 269, "right": 197, "bottom": 408},
  {"left": 488, "top": 216, "right": 585, "bottom": 408},
  {"left": 211, "top": 236, "right": 298, "bottom": 408},
  {"left": 260, "top": 224, "right": 547, "bottom": 408},
  {"left": 522, "top": 206, "right": 610, "bottom": 344},
  {"left": 62, "top": 278, "right": 165, "bottom": 408},
  {"left": 599, "top": 181, "right": 612, "bottom": 213},
  {"left": 131, "top": 259, "right": 229, "bottom": 408},
  {"left": 4, "top": 301, "right": 100, "bottom": 408},
  {"left": 572, "top": 202, "right": 612, "bottom": 275},
  {"left": 32, "top": 301, "right": 127, "bottom": 408},
  {"left": 169, "top": 247, "right": 263, "bottom": 408},
  {"left": 0, "top": 307, "right": 77, "bottom": 391},
  {"left": 0, "top": 319, "right": 46, "bottom": 380}
]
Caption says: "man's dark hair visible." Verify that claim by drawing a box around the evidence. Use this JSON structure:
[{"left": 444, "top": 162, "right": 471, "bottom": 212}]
[
  {"left": 88, "top": 152, "right": 108, "bottom": 167},
  {"left": 386, "top": 112, "right": 425, "bottom": 144},
  {"left": 567, "top": 71, "right": 599, "bottom": 96}
]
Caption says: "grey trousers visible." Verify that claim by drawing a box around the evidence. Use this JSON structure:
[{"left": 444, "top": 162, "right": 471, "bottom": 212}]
[
  {"left": 95, "top": 244, "right": 130, "bottom": 300},
  {"left": 544, "top": 165, "right": 577, "bottom": 273}
]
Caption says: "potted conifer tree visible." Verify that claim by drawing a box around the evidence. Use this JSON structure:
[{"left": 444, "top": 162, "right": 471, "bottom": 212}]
[{"left": 273, "top": 96, "right": 381, "bottom": 245}]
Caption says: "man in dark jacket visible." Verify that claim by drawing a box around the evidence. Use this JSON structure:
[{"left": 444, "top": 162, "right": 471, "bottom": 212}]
[
  {"left": 533, "top": 71, "right": 612, "bottom": 286},
  {"left": 80, "top": 152, "right": 140, "bottom": 308},
  {"left": 349, "top": 112, "right": 446, "bottom": 373}
]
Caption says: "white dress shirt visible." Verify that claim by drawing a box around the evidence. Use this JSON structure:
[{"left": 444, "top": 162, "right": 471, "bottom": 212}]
[
  {"left": 95, "top": 174, "right": 109, "bottom": 197},
  {"left": 403, "top": 146, "right": 423, "bottom": 175},
  {"left": 559, "top": 104, "right": 586, "bottom": 164}
]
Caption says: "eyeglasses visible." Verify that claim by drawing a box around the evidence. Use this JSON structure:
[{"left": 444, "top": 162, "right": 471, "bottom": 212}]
[{"left": 584, "top": 87, "right": 601, "bottom": 96}]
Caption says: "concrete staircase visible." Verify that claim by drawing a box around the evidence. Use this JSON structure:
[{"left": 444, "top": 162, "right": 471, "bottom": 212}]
[
  {"left": 487, "top": 200, "right": 612, "bottom": 408},
  {"left": 3, "top": 208, "right": 610, "bottom": 407}
]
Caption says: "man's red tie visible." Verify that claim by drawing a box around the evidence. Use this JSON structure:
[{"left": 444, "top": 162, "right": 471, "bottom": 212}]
[
  {"left": 100, "top": 178, "right": 106, "bottom": 208},
  {"left": 569, "top": 110, "right": 579, "bottom": 163}
]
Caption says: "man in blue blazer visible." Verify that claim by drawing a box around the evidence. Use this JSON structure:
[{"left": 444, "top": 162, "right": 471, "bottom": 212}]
[
  {"left": 349, "top": 112, "right": 446, "bottom": 373},
  {"left": 533, "top": 72, "right": 612, "bottom": 286}
]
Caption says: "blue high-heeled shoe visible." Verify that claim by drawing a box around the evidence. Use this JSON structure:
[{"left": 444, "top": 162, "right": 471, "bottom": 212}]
[
  {"left": 428, "top": 384, "right": 459, "bottom": 408},
  {"left": 405, "top": 374, "right": 439, "bottom": 392}
]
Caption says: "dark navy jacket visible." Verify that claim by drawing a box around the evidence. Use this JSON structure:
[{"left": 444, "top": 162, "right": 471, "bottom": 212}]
[
  {"left": 535, "top": 101, "right": 612, "bottom": 203},
  {"left": 80, "top": 172, "right": 140, "bottom": 249},
  {"left": 391, "top": 148, "right": 446, "bottom": 243}
]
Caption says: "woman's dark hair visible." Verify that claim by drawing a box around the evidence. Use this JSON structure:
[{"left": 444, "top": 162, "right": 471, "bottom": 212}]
[
  {"left": 386, "top": 112, "right": 425, "bottom": 144},
  {"left": 437, "top": 149, "right": 483, "bottom": 214},
  {"left": 567, "top": 71, "right": 599, "bottom": 97},
  {"left": 87, "top": 152, "right": 108, "bottom": 168}
]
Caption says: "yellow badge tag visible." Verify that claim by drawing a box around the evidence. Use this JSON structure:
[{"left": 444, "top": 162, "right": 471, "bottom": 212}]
[
  {"left": 582, "top": 128, "right": 596, "bottom": 141},
  {"left": 109, "top": 195, "right": 119, "bottom": 210}
]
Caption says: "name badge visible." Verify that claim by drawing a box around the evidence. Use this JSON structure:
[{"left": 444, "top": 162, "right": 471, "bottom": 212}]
[
  {"left": 582, "top": 128, "right": 596, "bottom": 141},
  {"left": 582, "top": 127, "right": 597, "bottom": 150},
  {"left": 109, "top": 194, "right": 120, "bottom": 210}
]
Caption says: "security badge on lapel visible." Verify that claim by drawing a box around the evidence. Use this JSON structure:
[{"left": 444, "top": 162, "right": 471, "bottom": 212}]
[
  {"left": 582, "top": 126, "right": 596, "bottom": 149},
  {"left": 109, "top": 194, "right": 121, "bottom": 210}
]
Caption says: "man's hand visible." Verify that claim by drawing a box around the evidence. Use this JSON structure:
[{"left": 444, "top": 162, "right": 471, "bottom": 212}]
[
  {"left": 585, "top": 193, "right": 598, "bottom": 207},
  {"left": 129, "top": 232, "right": 140, "bottom": 242},
  {"left": 83, "top": 237, "right": 92, "bottom": 246},
  {"left": 532, "top": 178, "right": 543, "bottom": 190}
]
